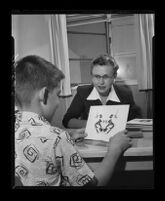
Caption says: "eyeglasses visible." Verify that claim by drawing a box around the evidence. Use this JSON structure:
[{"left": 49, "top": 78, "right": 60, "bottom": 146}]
[{"left": 92, "top": 74, "right": 114, "bottom": 80}]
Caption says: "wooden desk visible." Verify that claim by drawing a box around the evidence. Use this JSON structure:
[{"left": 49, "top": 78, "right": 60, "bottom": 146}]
[{"left": 75, "top": 131, "right": 153, "bottom": 171}]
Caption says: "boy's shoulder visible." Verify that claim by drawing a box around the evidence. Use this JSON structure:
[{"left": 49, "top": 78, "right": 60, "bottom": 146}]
[
  {"left": 49, "top": 126, "right": 65, "bottom": 135},
  {"left": 48, "top": 126, "right": 75, "bottom": 146},
  {"left": 35, "top": 123, "right": 65, "bottom": 137}
]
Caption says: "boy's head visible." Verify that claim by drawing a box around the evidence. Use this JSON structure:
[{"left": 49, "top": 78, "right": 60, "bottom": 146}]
[{"left": 15, "top": 55, "right": 65, "bottom": 122}]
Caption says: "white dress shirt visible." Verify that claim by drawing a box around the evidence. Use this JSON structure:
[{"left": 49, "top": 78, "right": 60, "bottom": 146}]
[{"left": 86, "top": 85, "right": 120, "bottom": 103}]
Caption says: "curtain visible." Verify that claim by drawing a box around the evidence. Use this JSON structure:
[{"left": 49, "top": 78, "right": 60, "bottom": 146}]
[
  {"left": 135, "top": 14, "right": 154, "bottom": 90},
  {"left": 48, "top": 14, "right": 71, "bottom": 96}
]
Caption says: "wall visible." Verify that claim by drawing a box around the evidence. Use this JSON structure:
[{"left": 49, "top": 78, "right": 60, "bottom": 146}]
[
  {"left": 69, "top": 49, "right": 81, "bottom": 84},
  {"left": 12, "top": 14, "right": 67, "bottom": 128},
  {"left": 111, "top": 16, "right": 148, "bottom": 118},
  {"left": 12, "top": 15, "right": 52, "bottom": 62}
]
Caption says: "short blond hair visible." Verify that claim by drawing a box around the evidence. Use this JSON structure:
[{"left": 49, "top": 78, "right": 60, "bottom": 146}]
[
  {"left": 90, "top": 54, "right": 119, "bottom": 77},
  {"left": 15, "top": 55, "right": 64, "bottom": 107}
]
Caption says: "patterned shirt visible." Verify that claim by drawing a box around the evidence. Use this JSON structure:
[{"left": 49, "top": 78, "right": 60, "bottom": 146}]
[{"left": 15, "top": 111, "right": 96, "bottom": 186}]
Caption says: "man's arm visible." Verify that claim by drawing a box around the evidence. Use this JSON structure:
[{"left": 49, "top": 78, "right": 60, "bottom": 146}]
[
  {"left": 62, "top": 87, "right": 85, "bottom": 128},
  {"left": 67, "top": 119, "right": 87, "bottom": 129},
  {"left": 127, "top": 90, "right": 142, "bottom": 120},
  {"left": 57, "top": 130, "right": 131, "bottom": 186},
  {"left": 80, "top": 130, "right": 132, "bottom": 186},
  {"left": 94, "top": 130, "right": 132, "bottom": 186},
  {"left": 118, "top": 85, "right": 142, "bottom": 120}
]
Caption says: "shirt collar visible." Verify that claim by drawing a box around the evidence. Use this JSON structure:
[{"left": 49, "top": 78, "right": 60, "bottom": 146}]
[
  {"left": 87, "top": 85, "right": 120, "bottom": 103},
  {"left": 15, "top": 111, "right": 50, "bottom": 126}
]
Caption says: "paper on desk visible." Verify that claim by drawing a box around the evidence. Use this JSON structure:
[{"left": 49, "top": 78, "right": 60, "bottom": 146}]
[
  {"left": 85, "top": 105, "right": 130, "bottom": 142},
  {"left": 127, "top": 118, "right": 153, "bottom": 131},
  {"left": 127, "top": 118, "right": 153, "bottom": 125}
]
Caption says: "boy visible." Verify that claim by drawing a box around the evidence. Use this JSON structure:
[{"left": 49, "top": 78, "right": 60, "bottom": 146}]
[{"left": 15, "top": 55, "right": 132, "bottom": 186}]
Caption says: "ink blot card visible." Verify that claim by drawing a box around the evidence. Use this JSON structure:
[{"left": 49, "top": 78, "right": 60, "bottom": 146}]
[{"left": 85, "top": 105, "right": 130, "bottom": 142}]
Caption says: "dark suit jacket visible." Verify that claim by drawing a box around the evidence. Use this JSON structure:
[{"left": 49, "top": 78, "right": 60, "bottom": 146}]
[{"left": 62, "top": 84, "right": 141, "bottom": 128}]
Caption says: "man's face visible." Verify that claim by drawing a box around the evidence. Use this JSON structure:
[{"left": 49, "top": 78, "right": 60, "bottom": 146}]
[
  {"left": 44, "top": 83, "right": 61, "bottom": 122},
  {"left": 91, "top": 65, "right": 115, "bottom": 96}
]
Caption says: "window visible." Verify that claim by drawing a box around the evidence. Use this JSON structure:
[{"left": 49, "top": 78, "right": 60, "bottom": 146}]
[
  {"left": 67, "top": 21, "right": 108, "bottom": 85},
  {"left": 67, "top": 14, "right": 137, "bottom": 86},
  {"left": 110, "top": 15, "right": 137, "bottom": 84}
]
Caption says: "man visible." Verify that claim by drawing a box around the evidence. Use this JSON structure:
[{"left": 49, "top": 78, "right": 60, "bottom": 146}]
[{"left": 63, "top": 54, "right": 141, "bottom": 128}]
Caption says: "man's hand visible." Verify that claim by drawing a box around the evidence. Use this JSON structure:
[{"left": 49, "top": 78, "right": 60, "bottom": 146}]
[
  {"left": 108, "top": 130, "right": 132, "bottom": 154},
  {"left": 69, "top": 128, "right": 88, "bottom": 142}
]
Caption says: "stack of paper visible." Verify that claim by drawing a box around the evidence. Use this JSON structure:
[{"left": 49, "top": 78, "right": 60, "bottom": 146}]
[{"left": 126, "top": 119, "right": 153, "bottom": 132}]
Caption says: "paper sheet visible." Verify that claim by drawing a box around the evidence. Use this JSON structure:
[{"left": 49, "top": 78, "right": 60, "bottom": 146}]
[
  {"left": 85, "top": 105, "right": 130, "bottom": 142},
  {"left": 127, "top": 119, "right": 153, "bottom": 125}
]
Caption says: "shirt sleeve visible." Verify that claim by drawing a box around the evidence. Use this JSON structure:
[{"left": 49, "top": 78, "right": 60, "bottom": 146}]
[
  {"left": 62, "top": 88, "right": 84, "bottom": 128},
  {"left": 127, "top": 90, "right": 142, "bottom": 120},
  {"left": 54, "top": 131, "right": 97, "bottom": 186}
]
